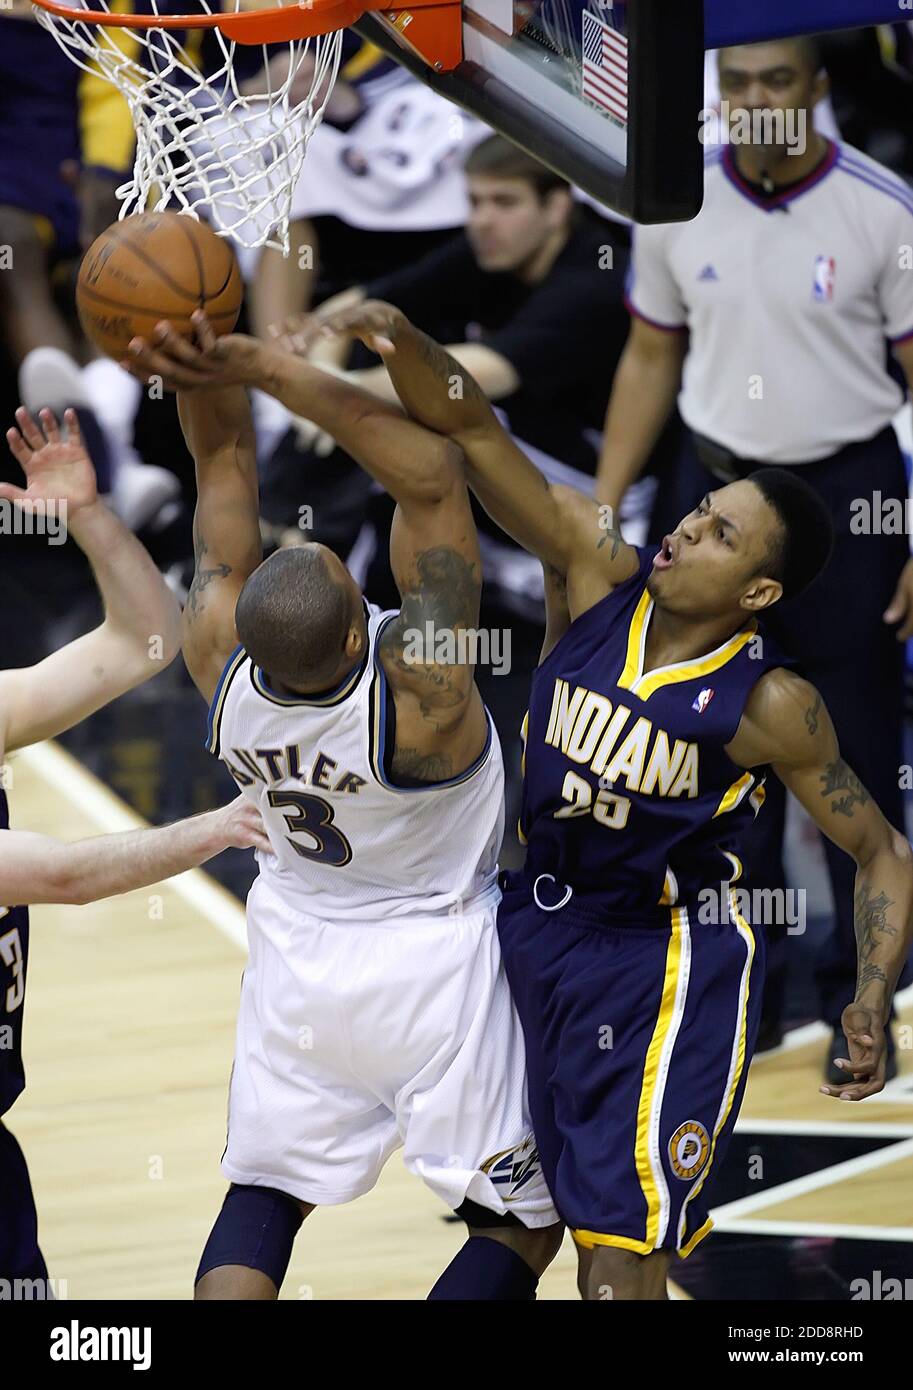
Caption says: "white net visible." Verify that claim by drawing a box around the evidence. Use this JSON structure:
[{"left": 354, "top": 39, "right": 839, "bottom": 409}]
[{"left": 33, "top": 2, "right": 345, "bottom": 252}]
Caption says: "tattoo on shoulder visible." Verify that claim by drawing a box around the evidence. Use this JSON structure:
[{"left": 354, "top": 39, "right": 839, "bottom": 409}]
[
  {"left": 804, "top": 694, "right": 821, "bottom": 735},
  {"left": 379, "top": 545, "right": 480, "bottom": 721},
  {"left": 820, "top": 758, "right": 870, "bottom": 817}
]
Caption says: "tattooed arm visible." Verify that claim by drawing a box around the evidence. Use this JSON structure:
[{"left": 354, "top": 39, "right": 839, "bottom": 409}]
[
  {"left": 177, "top": 388, "right": 262, "bottom": 703},
  {"left": 731, "top": 669, "right": 913, "bottom": 1100}
]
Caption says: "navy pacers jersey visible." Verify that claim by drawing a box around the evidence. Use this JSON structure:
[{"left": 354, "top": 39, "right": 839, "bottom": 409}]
[
  {"left": 0, "top": 790, "right": 29, "bottom": 1116},
  {"left": 519, "top": 546, "right": 793, "bottom": 916}
]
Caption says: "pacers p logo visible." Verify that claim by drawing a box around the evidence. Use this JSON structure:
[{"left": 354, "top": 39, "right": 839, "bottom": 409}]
[{"left": 668, "top": 1121, "right": 710, "bottom": 1180}]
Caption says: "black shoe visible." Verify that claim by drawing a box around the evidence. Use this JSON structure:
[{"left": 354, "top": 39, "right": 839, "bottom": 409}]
[
  {"left": 754, "top": 1016, "right": 784, "bottom": 1054},
  {"left": 825, "top": 1024, "right": 897, "bottom": 1086}
]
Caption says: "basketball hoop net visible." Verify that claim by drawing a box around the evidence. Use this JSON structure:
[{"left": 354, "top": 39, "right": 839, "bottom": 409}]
[{"left": 29, "top": 0, "right": 463, "bottom": 253}]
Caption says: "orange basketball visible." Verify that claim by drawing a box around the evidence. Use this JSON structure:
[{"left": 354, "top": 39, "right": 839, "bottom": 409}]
[{"left": 76, "top": 210, "right": 243, "bottom": 361}]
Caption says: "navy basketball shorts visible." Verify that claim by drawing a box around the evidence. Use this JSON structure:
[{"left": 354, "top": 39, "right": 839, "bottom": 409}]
[
  {"left": 497, "top": 873, "right": 765, "bottom": 1257},
  {"left": 0, "top": 1118, "right": 48, "bottom": 1283}
]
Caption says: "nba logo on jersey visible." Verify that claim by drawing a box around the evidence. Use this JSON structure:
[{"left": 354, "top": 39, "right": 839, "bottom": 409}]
[
  {"left": 812, "top": 255, "right": 836, "bottom": 302},
  {"left": 692, "top": 687, "right": 715, "bottom": 714}
]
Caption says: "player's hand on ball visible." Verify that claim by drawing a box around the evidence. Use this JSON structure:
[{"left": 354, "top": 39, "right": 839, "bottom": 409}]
[
  {"left": 2, "top": 407, "right": 98, "bottom": 518},
  {"left": 123, "top": 311, "right": 262, "bottom": 391},
  {"left": 819, "top": 1004, "right": 887, "bottom": 1101},
  {"left": 217, "top": 796, "right": 272, "bottom": 854}
]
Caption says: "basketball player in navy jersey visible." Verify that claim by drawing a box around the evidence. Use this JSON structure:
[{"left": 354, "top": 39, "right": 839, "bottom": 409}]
[
  {"left": 0, "top": 405, "right": 269, "bottom": 1288},
  {"left": 288, "top": 300, "right": 913, "bottom": 1301}
]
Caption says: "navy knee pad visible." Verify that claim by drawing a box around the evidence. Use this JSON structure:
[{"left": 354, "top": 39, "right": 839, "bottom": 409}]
[{"left": 195, "top": 1184, "right": 304, "bottom": 1291}]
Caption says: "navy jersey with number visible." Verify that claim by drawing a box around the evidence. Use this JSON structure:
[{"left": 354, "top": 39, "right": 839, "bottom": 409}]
[
  {"left": 519, "top": 547, "right": 794, "bottom": 916},
  {"left": 0, "top": 790, "right": 29, "bottom": 1116}
]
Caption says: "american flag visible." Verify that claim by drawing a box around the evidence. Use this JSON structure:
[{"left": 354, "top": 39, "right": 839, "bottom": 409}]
[{"left": 581, "top": 9, "right": 628, "bottom": 125}]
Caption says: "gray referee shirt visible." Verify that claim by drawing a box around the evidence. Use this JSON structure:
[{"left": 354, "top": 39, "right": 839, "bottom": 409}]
[{"left": 626, "top": 141, "right": 913, "bottom": 464}]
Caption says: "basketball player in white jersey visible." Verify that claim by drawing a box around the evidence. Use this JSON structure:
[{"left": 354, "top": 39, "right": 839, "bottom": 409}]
[{"left": 125, "top": 313, "right": 562, "bottom": 1300}]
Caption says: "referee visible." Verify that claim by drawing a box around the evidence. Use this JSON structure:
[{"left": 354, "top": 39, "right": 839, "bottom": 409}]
[{"left": 597, "top": 35, "right": 913, "bottom": 1082}]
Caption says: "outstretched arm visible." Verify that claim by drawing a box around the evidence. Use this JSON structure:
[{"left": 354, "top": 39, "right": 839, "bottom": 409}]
[
  {"left": 177, "top": 385, "right": 262, "bottom": 703},
  {"left": 0, "top": 795, "right": 269, "bottom": 905},
  {"left": 731, "top": 671, "right": 913, "bottom": 1101},
  {"left": 124, "top": 309, "right": 638, "bottom": 599},
  {"left": 297, "top": 301, "right": 640, "bottom": 596},
  {"left": 0, "top": 409, "right": 182, "bottom": 753}
]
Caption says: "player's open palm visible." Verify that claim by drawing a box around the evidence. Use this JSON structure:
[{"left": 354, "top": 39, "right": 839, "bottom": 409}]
[{"left": 3, "top": 407, "right": 98, "bottom": 518}]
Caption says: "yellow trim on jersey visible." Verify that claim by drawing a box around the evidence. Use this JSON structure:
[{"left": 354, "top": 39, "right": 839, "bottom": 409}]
[
  {"left": 722, "top": 851, "right": 743, "bottom": 883},
  {"left": 633, "top": 906, "right": 685, "bottom": 1248},
  {"left": 520, "top": 710, "right": 529, "bottom": 777},
  {"left": 572, "top": 1229, "right": 654, "bottom": 1254},
  {"left": 618, "top": 591, "right": 757, "bottom": 702},
  {"left": 575, "top": 1214, "right": 712, "bottom": 1258},
  {"left": 677, "top": 891, "right": 755, "bottom": 1246},
  {"left": 658, "top": 866, "right": 679, "bottom": 907},
  {"left": 713, "top": 771, "right": 754, "bottom": 818},
  {"left": 517, "top": 820, "right": 528, "bottom": 846},
  {"left": 618, "top": 590, "right": 651, "bottom": 690},
  {"left": 206, "top": 646, "right": 247, "bottom": 755},
  {"left": 679, "top": 1216, "right": 714, "bottom": 1259}
]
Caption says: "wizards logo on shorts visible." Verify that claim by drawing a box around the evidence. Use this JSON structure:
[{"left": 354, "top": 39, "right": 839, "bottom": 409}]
[
  {"left": 481, "top": 1135, "right": 541, "bottom": 1197},
  {"left": 812, "top": 255, "right": 836, "bottom": 303}
]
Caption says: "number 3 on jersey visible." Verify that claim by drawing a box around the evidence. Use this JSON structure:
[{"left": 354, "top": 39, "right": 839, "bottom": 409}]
[
  {"left": 0, "top": 907, "right": 24, "bottom": 1012},
  {"left": 267, "top": 790, "right": 353, "bottom": 866}
]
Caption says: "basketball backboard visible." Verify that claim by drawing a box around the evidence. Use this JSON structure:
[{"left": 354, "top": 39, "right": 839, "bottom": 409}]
[
  {"left": 358, "top": 0, "right": 705, "bottom": 224},
  {"left": 358, "top": 0, "right": 907, "bottom": 224}
]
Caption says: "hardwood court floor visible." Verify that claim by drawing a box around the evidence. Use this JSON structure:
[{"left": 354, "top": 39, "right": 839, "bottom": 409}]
[{"left": 7, "top": 742, "right": 912, "bottom": 1300}]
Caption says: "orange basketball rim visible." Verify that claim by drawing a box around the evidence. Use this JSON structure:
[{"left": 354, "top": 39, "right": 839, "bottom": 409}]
[{"left": 28, "top": 0, "right": 464, "bottom": 70}]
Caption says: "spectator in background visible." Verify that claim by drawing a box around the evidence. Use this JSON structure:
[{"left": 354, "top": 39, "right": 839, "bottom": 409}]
[
  {"left": 596, "top": 36, "right": 913, "bottom": 1077},
  {"left": 272, "top": 135, "right": 671, "bottom": 861},
  {"left": 0, "top": 0, "right": 183, "bottom": 530},
  {"left": 236, "top": 38, "right": 484, "bottom": 465}
]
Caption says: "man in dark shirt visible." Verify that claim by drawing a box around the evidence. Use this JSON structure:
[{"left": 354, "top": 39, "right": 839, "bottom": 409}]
[{"left": 299, "top": 134, "right": 629, "bottom": 480}]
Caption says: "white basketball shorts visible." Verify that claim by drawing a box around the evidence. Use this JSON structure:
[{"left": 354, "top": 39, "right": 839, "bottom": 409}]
[{"left": 220, "top": 874, "right": 558, "bottom": 1228}]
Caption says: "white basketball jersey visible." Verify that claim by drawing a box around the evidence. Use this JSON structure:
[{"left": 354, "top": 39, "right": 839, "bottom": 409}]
[{"left": 207, "top": 601, "right": 504, "bottom": 920}]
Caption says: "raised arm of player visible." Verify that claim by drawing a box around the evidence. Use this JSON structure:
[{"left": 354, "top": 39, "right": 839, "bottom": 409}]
[
  {"left": 0, "top": 408, "right": 182, "bottom": 754},
  {"left": 0, "top": 794, "right": 269, "bottom": 906},
  {"left": 125, "top": 316, "right": 489, "bottom": 772},
  {"left": 176, "top": 384, "right": 262, "bottom": 704},
  {"left": 730, "top": 669, "right": 913, "bottom": 1101},
  {"left": 279, "top": 300, "right": 640, "bottom": 603}
]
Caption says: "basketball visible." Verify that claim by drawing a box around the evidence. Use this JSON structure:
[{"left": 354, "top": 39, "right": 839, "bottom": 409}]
[{"left": 76, "top": 210, "right": 243, "bottom": 361}]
